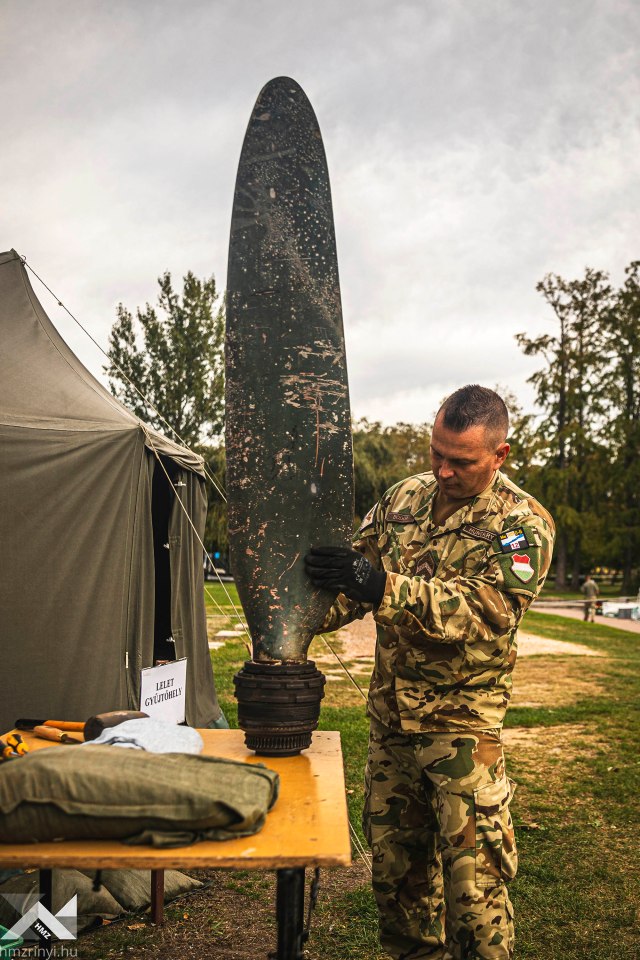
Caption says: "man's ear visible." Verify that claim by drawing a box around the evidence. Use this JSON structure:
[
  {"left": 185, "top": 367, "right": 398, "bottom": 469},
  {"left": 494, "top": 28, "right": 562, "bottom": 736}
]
[{"left": 495, "top": 442, "right": 510, "bottom": 468}]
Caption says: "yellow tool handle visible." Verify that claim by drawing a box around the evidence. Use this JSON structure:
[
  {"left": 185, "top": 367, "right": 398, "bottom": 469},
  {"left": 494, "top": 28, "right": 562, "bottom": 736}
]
[{"left": 6, "top": 734, "right": 28, "bottom": 755}]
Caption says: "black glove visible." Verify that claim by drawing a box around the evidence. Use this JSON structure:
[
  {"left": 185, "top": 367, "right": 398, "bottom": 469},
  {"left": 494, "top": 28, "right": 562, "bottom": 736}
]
[{"left": 304, "top": 546, "right": 386, "bottom": 606}]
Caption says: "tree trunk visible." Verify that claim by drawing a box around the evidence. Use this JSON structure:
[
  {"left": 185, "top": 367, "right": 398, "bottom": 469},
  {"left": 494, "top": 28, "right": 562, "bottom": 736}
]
[
  {"left": 570, "top": 534, "right": 582, "bottom": 590},
  {"left": 554, "top": 530, "right": 568, "bottom": 588},
  {"left": 622, "top": 539, "right": 634, "bottom": 595}
]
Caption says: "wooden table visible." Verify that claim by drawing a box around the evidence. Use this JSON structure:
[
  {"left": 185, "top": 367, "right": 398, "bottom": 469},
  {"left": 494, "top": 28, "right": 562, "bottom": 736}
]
[{"left": 0, "top": 729, "right": 351, "bottom": 959}]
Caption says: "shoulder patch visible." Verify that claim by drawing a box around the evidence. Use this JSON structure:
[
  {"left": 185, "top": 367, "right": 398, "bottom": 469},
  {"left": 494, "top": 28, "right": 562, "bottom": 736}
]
[
  {"left": 460, "top": 523, "right": 495, "bottom": 545},
  {"left": 357, "top": 505, "right": 376, "bottom": 533},
  {"left": 495, "top": 545, "right": 541, "bottom": 595},
  {"left": 510, "top": 553, "right": 535, "bottom": 583},
  {"left": 498, "top": 526, "right": 533, "bottom": 553}
]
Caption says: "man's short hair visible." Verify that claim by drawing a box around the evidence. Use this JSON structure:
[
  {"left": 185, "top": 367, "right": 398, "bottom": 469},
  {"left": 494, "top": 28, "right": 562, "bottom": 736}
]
[{"left": 437, "top": 385, "right": 509, "bottom": 446}]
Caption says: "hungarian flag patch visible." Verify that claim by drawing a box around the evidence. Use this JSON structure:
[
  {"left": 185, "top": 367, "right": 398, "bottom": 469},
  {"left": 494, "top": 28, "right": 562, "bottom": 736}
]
[{"left": 511, "top": 553, "right": 534, "bottom": 583}]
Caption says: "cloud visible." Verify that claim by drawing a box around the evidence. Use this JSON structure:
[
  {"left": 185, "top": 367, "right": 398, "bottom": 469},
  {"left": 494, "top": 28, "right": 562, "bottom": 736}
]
[{"left": 1, "top": 0, "right": 639, "bottom": 424}]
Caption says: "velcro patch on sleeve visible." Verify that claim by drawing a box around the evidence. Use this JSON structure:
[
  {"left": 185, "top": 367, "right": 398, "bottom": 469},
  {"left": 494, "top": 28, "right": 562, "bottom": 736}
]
[
  {"left": 498, "top": 526, "right": 533, "bottom": 554},
  {"left": 495, "top": 548, "right": 541, "bottom": 595}
]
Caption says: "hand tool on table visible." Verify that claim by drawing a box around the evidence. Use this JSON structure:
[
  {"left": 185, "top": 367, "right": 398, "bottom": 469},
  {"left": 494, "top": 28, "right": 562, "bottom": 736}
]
[
  {"left": 32, "top": 726, "right": 82, "bottom": 744},
  {"left": 14, "top": 711, "right": 149, "bottom": 744},
  {"left": 0, "top": 737, "right": 17, "bottom": 761},
  {"left": 15, "top": 718, "right": 85, "bottom": 732},
  {"left": 0, "top": 733, "right": 31, "bottom": 760},
  {"left": 5, "top": 733, "right": 29, "bottom": 755},
  {"left": 83, "top": 710, "right": 148, "bottom": 741}
]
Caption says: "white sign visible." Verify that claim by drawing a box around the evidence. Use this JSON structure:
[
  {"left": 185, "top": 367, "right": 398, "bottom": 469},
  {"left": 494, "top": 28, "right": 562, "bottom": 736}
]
[{"left": 140, "top": 658, "right": 187, "bottom": 723}]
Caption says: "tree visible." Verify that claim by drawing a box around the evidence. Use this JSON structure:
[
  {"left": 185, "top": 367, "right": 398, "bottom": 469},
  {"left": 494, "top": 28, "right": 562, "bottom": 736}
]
[
  {"left": 353, "top": 419, "right": 432, "bottom": 523},
  {"left": 201, "top": 443, "right": 229, "bottom": 557},
  {"left": 602, "top": 262, "right": 640, "bottom": 592},
  {"left": 494, "top": 387, "right": 538, "bottom": 488},
  {"left": 105, "top": 271, "right": 224, "bottom": 447},
  {"left": 516, "top": 269, "right": 613, "bottom": 588}
]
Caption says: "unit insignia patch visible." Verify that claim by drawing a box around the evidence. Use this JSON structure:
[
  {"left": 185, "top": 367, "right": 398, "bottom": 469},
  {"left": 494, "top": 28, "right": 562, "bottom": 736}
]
[
  {"left": 499, "top": 526, "right": 532, "bottom": 553},
  {"left": 511, "top": 553, "right": 534, "bottom": 583},
  {"left": 416, "top": 557, "right": 435, "bottom": 578}
]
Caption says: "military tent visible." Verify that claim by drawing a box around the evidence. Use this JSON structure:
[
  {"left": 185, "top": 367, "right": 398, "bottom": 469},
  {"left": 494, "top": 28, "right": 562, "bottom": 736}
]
[{"left": 0, "top": 249, "right": 224, "bottom": 732}]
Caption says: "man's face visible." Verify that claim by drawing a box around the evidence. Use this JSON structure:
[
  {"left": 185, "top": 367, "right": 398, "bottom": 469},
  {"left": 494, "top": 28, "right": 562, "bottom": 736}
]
[{"left": 430, "top": 414, "right": 510, "bottom": 500}]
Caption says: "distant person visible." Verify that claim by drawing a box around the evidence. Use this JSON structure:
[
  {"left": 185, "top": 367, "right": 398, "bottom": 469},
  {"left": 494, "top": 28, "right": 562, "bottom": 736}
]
[
  {"left": 581, "top": 574, "right": 599, "bottom": 622},
  {"left": 306, "top": 385, "right": 555, "bottom": 960}
]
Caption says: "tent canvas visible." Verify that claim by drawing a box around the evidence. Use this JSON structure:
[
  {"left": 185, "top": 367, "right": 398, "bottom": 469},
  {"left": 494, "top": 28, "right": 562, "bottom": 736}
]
[{"left": 0, "top": 249, "right": 223, "bottom": 732}]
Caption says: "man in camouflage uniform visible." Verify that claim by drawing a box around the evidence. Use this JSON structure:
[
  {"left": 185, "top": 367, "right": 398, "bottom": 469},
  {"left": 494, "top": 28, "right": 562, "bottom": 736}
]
[
  {"left": 581, "top": 574, "right": 599, "bottom": 622},
  {"left": 305, "top": 385, "right": 555, "bottom": 960}
]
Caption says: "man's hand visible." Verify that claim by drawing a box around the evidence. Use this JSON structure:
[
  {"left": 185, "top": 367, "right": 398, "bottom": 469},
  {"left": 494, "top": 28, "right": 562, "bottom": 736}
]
[{"left": 304, "top": 546, "right": 386, "bottom": 606}]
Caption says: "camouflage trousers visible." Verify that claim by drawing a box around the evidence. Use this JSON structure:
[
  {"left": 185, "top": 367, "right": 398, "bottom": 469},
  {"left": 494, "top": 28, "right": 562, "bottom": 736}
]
[{"left": 363, "top": 719, "right": 518, "bottom": 960}]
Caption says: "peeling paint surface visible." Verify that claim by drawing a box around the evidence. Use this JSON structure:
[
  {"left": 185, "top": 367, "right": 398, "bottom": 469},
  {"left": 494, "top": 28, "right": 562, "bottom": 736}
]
[{"left": 226, "top": 77, "right": 354, "bottom": 663}]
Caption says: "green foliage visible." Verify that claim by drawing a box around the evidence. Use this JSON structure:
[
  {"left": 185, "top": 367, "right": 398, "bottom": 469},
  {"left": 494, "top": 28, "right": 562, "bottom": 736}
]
[
  {"left": 353, "top": 419, "right": 432, "bottom": 523},
  {"left": 600, "top": 262, "right": 640, "bottom": 591},
  {"left": 201, "top": 443, "right": 228, "bottom": 554},
  {"left": 105, "top": 271, "right": 224, "bottom": 446},
  {"left": 516, "top": 264, "right": 640, "bottom": 590},
  {"left": 496, "top": 387, "right": 538, "bottom": 485}
]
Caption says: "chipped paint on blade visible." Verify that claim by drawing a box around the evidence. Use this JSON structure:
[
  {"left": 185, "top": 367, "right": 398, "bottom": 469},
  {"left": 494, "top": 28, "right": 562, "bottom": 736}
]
[{"left": 226, "top": 76, "right": 354, "bottom": 663}]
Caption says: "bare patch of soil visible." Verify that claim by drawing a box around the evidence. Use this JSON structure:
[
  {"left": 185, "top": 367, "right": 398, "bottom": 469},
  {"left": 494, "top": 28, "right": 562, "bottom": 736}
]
[
  {"left": 80, "top": 860, "right": 373, "bottom": 960},
  {"left": 503, "top": 722, "right": 604, "bottom": 756},
  {"left": 516, "top": 631, "right": 603, "bottom": 658},
  {"left": 322, "top": 615, "right": 606, "bottom": 661},
  {"left": 329, "top": 614, "right": 378, "bottom": 658},
  {"left": 311, "top": 616, "right": 609, "bottom": 711},
  {"left": 511, "top": 656, "right": 608, "bottom": 709},
  {"left": 503, "top": 722, "right": 613, "bottom": 836}
]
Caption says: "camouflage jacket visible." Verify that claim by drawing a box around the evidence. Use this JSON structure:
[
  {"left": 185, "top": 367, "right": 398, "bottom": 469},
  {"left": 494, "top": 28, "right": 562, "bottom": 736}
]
[{"left": 322, "top": 470, "right": 555, "bottom": 732}]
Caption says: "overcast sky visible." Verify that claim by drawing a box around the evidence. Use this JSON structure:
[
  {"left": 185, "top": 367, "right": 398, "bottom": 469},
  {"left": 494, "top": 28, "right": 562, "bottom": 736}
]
[{"left": 2, "top": 0, "right": 639, "bottom": 426}]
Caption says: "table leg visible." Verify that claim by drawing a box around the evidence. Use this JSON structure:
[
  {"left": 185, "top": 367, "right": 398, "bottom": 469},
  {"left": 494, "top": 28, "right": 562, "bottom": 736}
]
[
  {"left": 151, "top": 869, "right": 165, "bottom": 925},
  {"left": 275, "top": 868, "right": 305, "bottom": 960}
]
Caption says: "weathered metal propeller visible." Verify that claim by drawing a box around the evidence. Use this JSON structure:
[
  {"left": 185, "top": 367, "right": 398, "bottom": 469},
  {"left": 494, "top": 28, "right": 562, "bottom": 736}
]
[{"left": 226, "top": 77, "right": 353, "bottom": 755}]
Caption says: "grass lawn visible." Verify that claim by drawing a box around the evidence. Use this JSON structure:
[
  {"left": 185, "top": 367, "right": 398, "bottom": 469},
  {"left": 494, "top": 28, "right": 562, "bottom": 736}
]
[
  {"left": 539, "top": 582, "right": 633, "bottom": 600},
  {"left": 203, "top": 580, "right": 241, "bottom": 614},
  {"left": 78, "top": 605, "right": 639, "bottom": 959}
]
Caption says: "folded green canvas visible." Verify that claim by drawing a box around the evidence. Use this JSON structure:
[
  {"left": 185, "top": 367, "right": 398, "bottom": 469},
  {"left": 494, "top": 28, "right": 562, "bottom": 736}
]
[{"left": 0, "top": 746, "right": 279, "bottom": 848}]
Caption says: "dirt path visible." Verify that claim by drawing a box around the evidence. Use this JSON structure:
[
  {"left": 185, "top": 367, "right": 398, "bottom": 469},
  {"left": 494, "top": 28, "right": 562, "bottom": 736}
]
[
  {"left": 315, "top": 614, "right": 609, "bottom": 712},
  {"left": 326, "top": 614, "right": 605, "bottom": 661}
]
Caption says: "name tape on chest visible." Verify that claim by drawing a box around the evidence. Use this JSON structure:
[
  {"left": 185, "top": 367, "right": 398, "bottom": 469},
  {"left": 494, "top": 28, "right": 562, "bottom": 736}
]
[
  {"left": 387, "top": 511, "right": 415, "bottom": 524},
  {"left": 499, "top": 526, "right": 532, "bottom": 553},
  {"left": 460, "top": 523, "right": 495, "bottom": 544}
]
